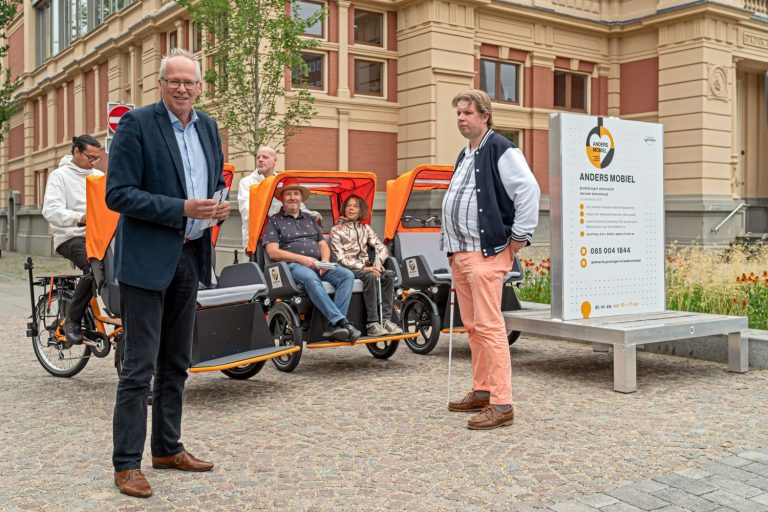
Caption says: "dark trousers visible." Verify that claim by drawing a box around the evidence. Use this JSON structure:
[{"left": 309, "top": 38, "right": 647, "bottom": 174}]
[
  {"left": 55, "top": 237, "right": 93, "bottom": 324},
  {"left": 113, "top": 242, "right": 200, "bottom": 471},
  {"left": 351, "top": 269, "right": 395, "bottom": 324}
]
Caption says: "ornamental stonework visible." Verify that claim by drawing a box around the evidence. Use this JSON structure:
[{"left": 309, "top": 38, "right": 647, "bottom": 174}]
[{"left": 708, "top": 65, "right": 728, "bottom": 101}]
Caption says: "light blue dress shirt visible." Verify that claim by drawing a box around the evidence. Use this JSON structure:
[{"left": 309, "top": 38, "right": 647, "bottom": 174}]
[{"left": 167, "top": 104, "right": 209, "bottom": 241}]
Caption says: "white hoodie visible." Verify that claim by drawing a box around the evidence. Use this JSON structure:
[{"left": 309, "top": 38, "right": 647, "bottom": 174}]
[{"left": 42, "top": 154, "right": 104, "bottom": 250}]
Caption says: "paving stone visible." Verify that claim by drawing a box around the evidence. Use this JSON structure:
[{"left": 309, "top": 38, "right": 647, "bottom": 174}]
[
  {"left": 653, "top": 474, "right": 718, "bottom": 497},
  {"left": 604, "top": 487, "right": 670, "bottom": 511},
  {"left": 700, "top": 490, "right": 768, "bottom": 512},
  {"left": 576, "top": 494, "right": 618, "bottom": 508},
  {"left": 551, "top": 500, "right": 599, "bottom": 512},
  {"left": 723, "top": 457, "right": 755, "bottom": 468},
  {"left": 633, "top": 481, "right": 670, "bottom": 494},
  {"left": 677, "top": 469, "right": 714, "bottom": 480},
  {"left": 744, "top": 465, "right": 768, "bottom": 478},
  {"left": 741, "top": 453, "right": 768, "bottom": 465},
  {"left": 701, "top": 475, "right": 764, "bottom": 498},
  {"left": 751, "top": 495, "right": 768, "bottom": 506},
  {"left": 651, "top": 487, "right": 720, "bottom": 512},
  {"left": 700, "top": 463, "right": 758, "bottom": 483},
  {"left": 601, "top": 504, "right": 646, "bottom": 512}
]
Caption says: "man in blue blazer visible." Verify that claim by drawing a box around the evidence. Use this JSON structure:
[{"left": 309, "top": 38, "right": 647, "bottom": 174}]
[{"left": 106, "top": 48, "right": 230, "bottom": 498}]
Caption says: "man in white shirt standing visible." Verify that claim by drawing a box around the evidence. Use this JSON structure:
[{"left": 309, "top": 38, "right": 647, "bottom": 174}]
[
  {"left": 42, "top": 134, "right": 104, "bottom": 346},
  {"left": 237, "top": 146, "right": 321, "bottom": 250}
]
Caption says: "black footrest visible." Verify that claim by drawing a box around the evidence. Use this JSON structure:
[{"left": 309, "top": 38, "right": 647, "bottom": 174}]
[{"left": 190, "top": 346, "right": 299, "bottom": 373}]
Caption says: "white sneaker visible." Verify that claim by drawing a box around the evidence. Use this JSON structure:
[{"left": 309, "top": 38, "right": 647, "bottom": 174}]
[
  {"left": 366, "top": 322, "right": 388, "bottom": 336},
  {"left": 383, "top": 320, "right": 403, "bottom": 334}
]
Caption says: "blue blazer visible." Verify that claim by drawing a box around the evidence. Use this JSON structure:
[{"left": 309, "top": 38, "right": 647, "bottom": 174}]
[{"left": 106, "top": 101, "right": 225, "bottom": 291}]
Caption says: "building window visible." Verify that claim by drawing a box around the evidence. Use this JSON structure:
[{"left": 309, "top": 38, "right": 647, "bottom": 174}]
[
  {"left": 554, "top": 71, "right": 587, "bottom": 111},
  {"left": 354, "top": 59, "right": 383, "bottom": 96},
  {"left": 294, "top": 0, "right": 324, "bottom": 38},
  {"left": 354, "top": 9, "right": 382, "bottom": 46},
  {"left": 35, "top": 1, "right": 52, "bottom": 67},
  {"left": 479, "top": 59, "right": 519, "bottom": 104},
  {"left": 495, "top": 129, "right": 522, "bottom": 148},
  {"left": 168, "top": 30, "right": 178, "bottom": 50},
  {"left": 192, "top": 22, "right": 203, "bottom": 53},
  {"left": 293, "top": 52, "right": 325, "bottom": 90},
  {"left": 35, "top": 170, "right": 48, "bottom": 206}
]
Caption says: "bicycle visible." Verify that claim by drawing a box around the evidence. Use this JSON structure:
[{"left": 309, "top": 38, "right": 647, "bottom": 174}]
[{"left": 25, "top": 257, "right": 122, "bottom": 378}]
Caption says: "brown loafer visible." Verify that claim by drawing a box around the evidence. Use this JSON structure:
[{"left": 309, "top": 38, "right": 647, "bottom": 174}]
[
  {"left": 152, "top": 450, "right": 213, "bottom": 472},
  {"left": 448, "top": 391, "right": 490, "bottom": 412},
  {"left": 467, "top": 405, "right": 515, "bottom": 430},
  {"left": 114, "top": 469, "right": 152, "bottom": 498}
]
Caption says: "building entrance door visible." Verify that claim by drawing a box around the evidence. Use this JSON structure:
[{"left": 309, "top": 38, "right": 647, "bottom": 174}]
[{"left": 736, "top": 68, "right": 768, "bottom": 234}]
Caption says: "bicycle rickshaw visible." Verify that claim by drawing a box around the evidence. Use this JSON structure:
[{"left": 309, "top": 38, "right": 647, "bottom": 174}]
[
  {"left": 26, "top": 165, "right": 298, "bottom": 379},
  {"left": 245, "top": 170, "right": 419, "bottom": 372},
  {"left": 384, "top": 164, "right": 525, "bottom": 355}
]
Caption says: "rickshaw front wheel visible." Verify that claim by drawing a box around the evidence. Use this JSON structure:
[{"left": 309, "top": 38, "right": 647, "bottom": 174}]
[
  {"left": 221, "top": 362, "right": 266, "bottom": 380},
  {"left": 401, "top": 296, "right": 441, "bottom": 355},
  {"left": 268, "top": 302, "right": 303, "bottom": 373},
  {"left": 33, "top": 291, "right": 91, "bottom": 378},
  {"left": 365, "top": 339, "right": 399, "bottom": 359}
]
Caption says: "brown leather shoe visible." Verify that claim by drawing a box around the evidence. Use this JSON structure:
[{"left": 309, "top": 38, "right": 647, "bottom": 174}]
[
  {"left": 152, "top": 450, "right": 214, "bottom": 472},
  {"left": 114, "top": 469, "right": 152, "bottom": 498},
  {"left": 467, "top": 405, "right": 515, "bottom": 430},
  {"left": 448, "top": 391, "right": 490, "bottom": 412}
]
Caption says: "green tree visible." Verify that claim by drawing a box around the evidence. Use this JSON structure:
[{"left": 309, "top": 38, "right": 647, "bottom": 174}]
[
  {"left": 0, "top": 0, "right": 21, "bottom": 143},
  {"left": 178, "top": 0, "right": 325, "bottom": 156}
]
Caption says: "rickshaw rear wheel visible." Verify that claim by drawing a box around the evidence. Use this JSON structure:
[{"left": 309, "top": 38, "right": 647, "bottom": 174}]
[
  {"left": 401, "top": 296, "right": 441, "bottom": 355},
  {"left": 365, "top": 339, "right": 399, "bottom": 359},
  {"left": 221, "top": 362, "right": 266, "bottom": 380},
  {"left": 33, "top": 291, "right": 91, "bottom": 378},
  {"left": 268, "top": 302, "right": 303, "bottom": 373},
  {"left": 508, "top": 331, "right": 521, "bottom": 345}
]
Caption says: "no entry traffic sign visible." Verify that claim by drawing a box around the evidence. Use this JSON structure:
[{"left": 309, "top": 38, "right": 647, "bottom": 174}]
[{"left": 106, "top": 103, "right": 134, "bottom": 134}]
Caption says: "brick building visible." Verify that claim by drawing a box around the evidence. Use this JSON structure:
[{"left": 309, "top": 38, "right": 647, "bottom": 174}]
[{"left": 1, "top": 0, "right": 767, "bottom": 256}]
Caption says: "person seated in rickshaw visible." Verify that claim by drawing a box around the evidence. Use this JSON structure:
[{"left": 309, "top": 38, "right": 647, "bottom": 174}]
[
  {"left": 264, "top": 179, "right": 361, "bottom": 342},
  {"left": 329, "top": 195, "right": 403, "bottom": 337},
  {"left": 42, "top": 134, "right": 104, "bottom": 346}
]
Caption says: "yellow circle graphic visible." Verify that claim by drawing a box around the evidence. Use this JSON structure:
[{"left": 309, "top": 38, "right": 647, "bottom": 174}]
[
  {"left": 585, "top": 118, "right": 615, "bottom": 169},
  {"left": 580, "top": 246, "right": 587, "bottom": 256},
  {"left": 581, "top": 301, "right": 592, "bottom": 319},
  {"left": 580, "top": 258, "right": 588, "bottom": 268}
]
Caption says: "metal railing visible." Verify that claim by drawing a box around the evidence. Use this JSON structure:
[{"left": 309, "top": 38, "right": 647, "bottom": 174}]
[{"left": 712, "top": 202, "right": 747, "bottom": 233}]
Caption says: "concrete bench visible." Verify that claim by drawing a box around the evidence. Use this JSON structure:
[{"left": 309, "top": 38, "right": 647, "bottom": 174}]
[{"left": 504, "top": 307, "right": 749, "bottom": 393}]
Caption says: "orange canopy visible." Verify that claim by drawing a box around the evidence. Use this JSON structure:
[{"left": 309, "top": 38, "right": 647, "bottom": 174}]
[
  {"left": 246, "top": 171, "right": 377, "bottom": 255},
  {"left": 85, "top": 174, "right": 120, "bottom": 261},
  {"left": 383, "top": 164, "right": 453, "bottom": 242},
  {"left": 86, "top": 163, "right": 236, "bottom": 261}
]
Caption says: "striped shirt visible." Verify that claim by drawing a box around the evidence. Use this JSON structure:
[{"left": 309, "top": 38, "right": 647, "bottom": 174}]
[{"left": 441, "top": 147, "right": 480, "bottom": 252}]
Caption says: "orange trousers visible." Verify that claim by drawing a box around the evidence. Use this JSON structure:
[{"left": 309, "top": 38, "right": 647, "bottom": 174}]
[{"left": 450, "top": 247, "right": 514, "bottom": 405}]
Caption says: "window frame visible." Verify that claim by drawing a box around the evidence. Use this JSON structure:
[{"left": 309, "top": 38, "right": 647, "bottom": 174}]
[
  {"left": 479, "top": 58, "right": 521, "bottom": 105},
  {"left": 294, "top": 0, "right": 326, "bottom": 40},
  {"left": 353, "top": 8, "right": 384, "bottom": 48},
  {"left": 494, "top": 129, "right": 523, "bottom": 150},
  {"left": 292, "top": 51, "right": 327, "bottom": 93},
  {"left": 353, "top": 58, "right": 385, "bottom": 97},
  {"left": 553, "top": 69, "right": 589, "bottom": 112}
]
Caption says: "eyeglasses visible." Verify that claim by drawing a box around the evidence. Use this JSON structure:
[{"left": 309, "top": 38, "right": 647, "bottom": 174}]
[
  {"left": 84, "top": 154, "right": 102, "bottom": 163},
  {"left": 161, "top": 78, "right": 199, "bottom": 90}
]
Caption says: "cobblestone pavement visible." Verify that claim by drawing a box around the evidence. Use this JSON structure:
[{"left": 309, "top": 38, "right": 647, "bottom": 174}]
[{"left": 1, "top": 253, "right": 768, "bottom": 511}]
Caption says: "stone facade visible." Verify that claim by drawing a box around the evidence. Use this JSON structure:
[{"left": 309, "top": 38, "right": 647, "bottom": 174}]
[{"left": 1, "top": 0, "right": 768, "bottom": 256}]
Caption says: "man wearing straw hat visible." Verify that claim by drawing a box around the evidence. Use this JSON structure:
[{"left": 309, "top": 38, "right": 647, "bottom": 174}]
[
  {"left": 443, "top": 89, "right": 540, "bottom": 430},
  {"left": 264, "top": 178, "right": 361, "bottom": 342}
]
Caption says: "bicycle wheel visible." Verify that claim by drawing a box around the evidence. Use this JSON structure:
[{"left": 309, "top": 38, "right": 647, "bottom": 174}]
[
  {"left": 32, "top": 289, "right": 91, "bottom": 378},
  {"left": 221, "top": 361, "right": 266, "bottom": 380},
  {"left": 401, "top": 297, "right": 441, "bottom": 355}
]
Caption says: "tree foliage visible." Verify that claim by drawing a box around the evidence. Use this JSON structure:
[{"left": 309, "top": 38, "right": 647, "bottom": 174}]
[
  {"left": 0, "top": 0, "right": 21, "bottom": 143},
  {"left": 178, "top": 0, "right": 325, "bottom": 157}
]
